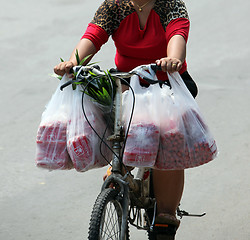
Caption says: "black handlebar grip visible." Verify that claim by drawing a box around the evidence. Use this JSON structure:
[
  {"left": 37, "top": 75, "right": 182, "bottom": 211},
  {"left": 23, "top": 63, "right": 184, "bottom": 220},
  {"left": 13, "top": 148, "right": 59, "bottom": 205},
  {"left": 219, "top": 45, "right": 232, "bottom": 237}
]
[
  {"left": 151, "top": 64, "right": 162, "bottom": 72},
  {"left": 60, "top": 80, "right": 74, "bottom": 91}
]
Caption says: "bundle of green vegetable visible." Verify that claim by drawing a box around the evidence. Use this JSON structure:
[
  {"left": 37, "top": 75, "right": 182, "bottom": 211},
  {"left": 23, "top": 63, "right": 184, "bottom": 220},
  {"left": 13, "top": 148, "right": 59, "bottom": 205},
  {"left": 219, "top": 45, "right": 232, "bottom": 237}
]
[{"left": 79, "top": 69, "right": 116, "bottom": 108}]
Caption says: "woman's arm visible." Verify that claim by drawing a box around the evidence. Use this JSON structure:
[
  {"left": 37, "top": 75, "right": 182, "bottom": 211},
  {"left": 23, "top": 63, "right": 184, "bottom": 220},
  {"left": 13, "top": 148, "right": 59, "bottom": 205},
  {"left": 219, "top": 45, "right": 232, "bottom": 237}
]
[
  {"left": 156, "top": 34, "right": 186, "bottom": 73},
  {"left": 54, "top": 38, "right": 97, "bottom": 76}
]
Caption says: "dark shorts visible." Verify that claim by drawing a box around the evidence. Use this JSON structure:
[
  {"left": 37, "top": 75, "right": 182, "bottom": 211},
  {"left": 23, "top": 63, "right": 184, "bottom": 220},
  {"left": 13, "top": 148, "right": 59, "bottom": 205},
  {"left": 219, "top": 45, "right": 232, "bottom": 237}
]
[{"left": 121, "top": 71, "right": 198, "bottom": 98}]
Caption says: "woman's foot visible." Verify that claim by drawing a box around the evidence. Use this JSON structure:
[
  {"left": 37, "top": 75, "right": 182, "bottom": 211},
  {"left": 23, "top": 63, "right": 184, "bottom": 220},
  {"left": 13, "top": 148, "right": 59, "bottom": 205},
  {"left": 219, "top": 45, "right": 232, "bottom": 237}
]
[
  {"left": 154, "top": 213, "right": 180, "bottom": 240},
  {"left": 155, "top": 213, "right": 180, "bottom": 228}
]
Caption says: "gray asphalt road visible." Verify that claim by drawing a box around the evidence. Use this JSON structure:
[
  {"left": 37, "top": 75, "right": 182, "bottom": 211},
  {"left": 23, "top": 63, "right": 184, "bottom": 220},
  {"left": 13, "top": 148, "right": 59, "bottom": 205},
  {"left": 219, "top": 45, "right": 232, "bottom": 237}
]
[{"left": 1, "top": 0, "right": 249, "bottom": 239}]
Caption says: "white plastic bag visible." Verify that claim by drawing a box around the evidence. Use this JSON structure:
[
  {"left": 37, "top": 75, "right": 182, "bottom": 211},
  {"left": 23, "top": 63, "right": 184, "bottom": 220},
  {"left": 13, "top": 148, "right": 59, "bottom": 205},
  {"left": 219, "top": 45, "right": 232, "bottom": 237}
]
[
  {"left": 67, "top": 86, "right": 112, "bottom": 172},
  {"left": 35, "top": 75, "right": 73, "bottom": 170},
  {"left": 122, "top": 68, "right": 160, "bottom": 167},
  {"left": 155, "top": 72, "right": 218, "bottom": 170}
]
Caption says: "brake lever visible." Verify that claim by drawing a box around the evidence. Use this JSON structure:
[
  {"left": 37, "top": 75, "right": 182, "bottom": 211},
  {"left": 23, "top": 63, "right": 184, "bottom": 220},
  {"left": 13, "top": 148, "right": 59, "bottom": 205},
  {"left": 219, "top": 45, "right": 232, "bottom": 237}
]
[{"left": 130, "top": 64, "right": 164, "bottom": 85}]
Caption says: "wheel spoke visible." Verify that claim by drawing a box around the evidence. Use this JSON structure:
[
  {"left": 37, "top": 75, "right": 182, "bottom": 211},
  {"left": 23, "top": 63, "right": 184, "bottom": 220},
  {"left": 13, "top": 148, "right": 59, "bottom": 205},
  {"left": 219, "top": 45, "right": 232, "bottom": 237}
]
[
  {"left": 88, "top": 189, "right": 127, "bottom": 240},
  {"left": 100, "top": 201, "right": 121, "bottom": 239}
]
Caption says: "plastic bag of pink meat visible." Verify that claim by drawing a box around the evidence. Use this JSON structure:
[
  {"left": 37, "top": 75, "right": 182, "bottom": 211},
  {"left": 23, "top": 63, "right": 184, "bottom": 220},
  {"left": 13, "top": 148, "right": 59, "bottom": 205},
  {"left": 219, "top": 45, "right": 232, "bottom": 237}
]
[
  {"left": 122, "top": 69, "right": 160, "bottom": 167},
  {"left": 36, "top": 76, "right": 73, "bottom": 170},
  {"left": 155, "top": 72, "right": 218, "bottom": 169},
  {"left": 67, "top": 87, "right": 112, "bottom": 172}
]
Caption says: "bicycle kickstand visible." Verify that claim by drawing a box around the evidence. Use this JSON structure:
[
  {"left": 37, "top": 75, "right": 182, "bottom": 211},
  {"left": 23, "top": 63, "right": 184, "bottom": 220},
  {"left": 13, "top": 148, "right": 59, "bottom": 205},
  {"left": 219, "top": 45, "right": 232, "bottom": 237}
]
[{"left": 177, "top": 207, "right": 206, "bottom": 219}]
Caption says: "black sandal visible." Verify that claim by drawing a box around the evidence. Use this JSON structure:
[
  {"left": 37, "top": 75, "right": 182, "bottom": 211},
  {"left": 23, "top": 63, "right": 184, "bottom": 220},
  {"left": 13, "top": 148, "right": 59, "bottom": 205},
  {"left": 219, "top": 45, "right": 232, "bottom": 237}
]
[{"left": 153, "top": 213, "right": 180, "bottom": 240}]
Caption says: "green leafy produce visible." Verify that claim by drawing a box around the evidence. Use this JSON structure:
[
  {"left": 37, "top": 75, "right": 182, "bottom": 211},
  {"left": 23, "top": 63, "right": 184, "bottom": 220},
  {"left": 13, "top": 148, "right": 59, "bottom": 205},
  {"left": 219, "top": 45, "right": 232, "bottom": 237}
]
[{"left": 80, "top": 71, "right": 116, "bottom": 107}]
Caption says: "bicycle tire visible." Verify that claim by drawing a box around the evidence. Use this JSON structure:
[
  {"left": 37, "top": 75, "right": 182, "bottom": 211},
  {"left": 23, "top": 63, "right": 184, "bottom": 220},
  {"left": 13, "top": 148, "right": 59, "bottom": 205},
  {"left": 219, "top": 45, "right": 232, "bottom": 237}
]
[{"left": 88, "top": 188, "right": 129, "bottom": 240}]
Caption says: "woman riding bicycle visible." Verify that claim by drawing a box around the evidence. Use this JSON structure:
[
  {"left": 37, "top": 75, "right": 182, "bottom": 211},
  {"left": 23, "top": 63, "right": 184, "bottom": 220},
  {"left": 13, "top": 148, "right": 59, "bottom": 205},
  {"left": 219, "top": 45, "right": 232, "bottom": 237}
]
[{"left": 54, "top": 0, "right": 198, "bottom": 238}]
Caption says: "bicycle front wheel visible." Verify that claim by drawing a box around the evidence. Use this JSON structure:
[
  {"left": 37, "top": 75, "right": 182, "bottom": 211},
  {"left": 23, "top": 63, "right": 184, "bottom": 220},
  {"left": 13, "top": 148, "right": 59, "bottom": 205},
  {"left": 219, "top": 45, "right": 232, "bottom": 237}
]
[{"left": 88, "top": 188, "right": 129, "bottom": 240}]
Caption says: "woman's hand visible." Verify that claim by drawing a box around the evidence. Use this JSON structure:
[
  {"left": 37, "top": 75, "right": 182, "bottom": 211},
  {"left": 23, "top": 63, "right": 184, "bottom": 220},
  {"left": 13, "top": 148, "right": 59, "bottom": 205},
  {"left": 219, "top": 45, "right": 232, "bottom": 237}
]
[
  {"left": 54, "top": 61, "right": 75, "bottom": 77},
  {"left": 155, "top": 57, "right": 183, "bottom": 73},
  {"left": 54, "top": 39, "right": 97, "bottom": 77},
  {"left": 156, "top": 34, "right": 186, "bottom": 73}
]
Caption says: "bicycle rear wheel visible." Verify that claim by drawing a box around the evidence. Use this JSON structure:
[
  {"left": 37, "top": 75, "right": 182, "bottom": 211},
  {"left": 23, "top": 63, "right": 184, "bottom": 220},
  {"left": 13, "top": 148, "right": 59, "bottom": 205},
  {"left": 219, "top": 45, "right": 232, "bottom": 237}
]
[{"left": 88, "top": 188, "right": 129, "bottom": 240}]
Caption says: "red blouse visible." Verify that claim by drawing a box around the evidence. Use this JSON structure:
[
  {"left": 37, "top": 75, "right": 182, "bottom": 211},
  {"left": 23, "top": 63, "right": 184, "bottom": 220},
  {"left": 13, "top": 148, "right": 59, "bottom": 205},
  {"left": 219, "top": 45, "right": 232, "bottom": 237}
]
[{"left": 82, "top": 0, "right": 190, "bottom": 80}]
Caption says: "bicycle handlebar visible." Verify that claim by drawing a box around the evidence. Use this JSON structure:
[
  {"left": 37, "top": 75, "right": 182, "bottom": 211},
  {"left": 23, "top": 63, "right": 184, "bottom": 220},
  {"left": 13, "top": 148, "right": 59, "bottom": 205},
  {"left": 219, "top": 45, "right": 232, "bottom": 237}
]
[
  {"left": 74, "top": 63, "right": 161, "bottom": 77},
  {"left": 60, "top": 63, "right": 162, "bottom": 91}
]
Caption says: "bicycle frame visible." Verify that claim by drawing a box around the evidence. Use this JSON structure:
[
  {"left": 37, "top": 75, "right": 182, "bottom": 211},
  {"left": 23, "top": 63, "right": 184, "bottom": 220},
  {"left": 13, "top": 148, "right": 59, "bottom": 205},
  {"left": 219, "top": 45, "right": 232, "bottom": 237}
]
[
  {"left": 101, "top": 77, "right": 128, "bottom": 239},
  {"left": 100, "top": 75, "right": 156, "bottom": 238},
  {"left": 101, "top": 77, "right": 141, "bottom": 239}
]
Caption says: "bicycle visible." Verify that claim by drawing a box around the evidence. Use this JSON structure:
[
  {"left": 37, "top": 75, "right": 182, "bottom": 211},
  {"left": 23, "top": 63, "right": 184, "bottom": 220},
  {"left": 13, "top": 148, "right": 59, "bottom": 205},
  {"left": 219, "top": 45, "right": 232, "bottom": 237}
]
[{"left": 61, "top": 63, "right": 206, "bottom": 240}]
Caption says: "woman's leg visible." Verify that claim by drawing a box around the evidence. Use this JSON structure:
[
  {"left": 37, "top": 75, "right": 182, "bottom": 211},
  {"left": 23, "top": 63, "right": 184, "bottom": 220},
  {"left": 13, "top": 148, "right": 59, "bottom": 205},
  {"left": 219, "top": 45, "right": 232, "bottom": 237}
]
[{"left": 153, "top": 169, "right": 184, "bottom": 216}]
